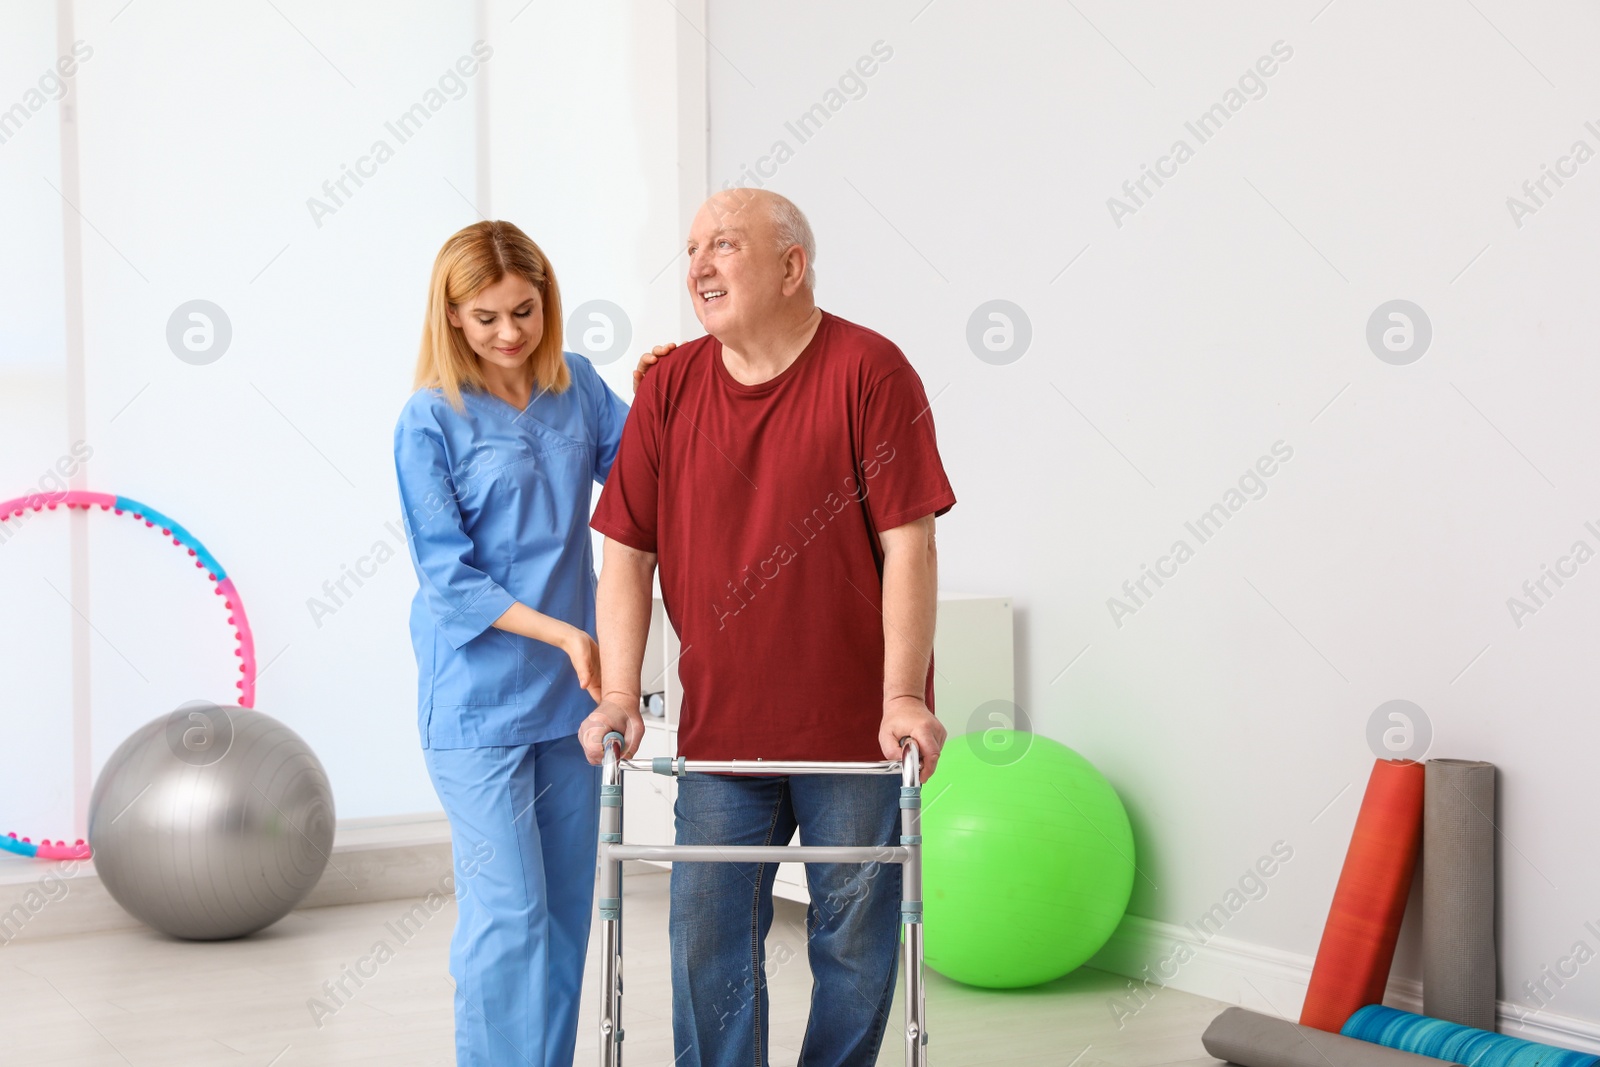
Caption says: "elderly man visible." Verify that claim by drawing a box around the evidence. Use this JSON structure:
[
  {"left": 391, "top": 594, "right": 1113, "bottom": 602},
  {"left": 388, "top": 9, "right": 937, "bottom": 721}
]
[{"left": 580, "top": 188, "right": 955, "bottom": 1067}]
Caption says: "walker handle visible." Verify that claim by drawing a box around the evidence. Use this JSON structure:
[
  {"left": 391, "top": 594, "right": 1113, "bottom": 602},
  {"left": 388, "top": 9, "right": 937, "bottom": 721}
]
[
  {"left": 602, "top": 731, "right": 625, "bottom": 752},
  {"left": 899, "top": 735, "right": 922, "bottom": 783}
]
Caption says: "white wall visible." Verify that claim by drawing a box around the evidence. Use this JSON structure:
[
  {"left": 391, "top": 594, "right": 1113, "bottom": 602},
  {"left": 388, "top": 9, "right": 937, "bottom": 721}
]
[
  {"left": 704, "top": 0, "right": 1600, "bottom": 1032},
  {"left": 0, "top": 0, "right": 700, "bottom": 828},
  {"left": 0, "top": 6, "right": 74, "bottom": 838}
]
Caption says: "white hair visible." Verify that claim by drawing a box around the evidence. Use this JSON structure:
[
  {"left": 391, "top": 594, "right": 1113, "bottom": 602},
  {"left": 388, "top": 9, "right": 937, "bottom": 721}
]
[{"left": 768, "top": 194, "right": 817, "bottom": 291}]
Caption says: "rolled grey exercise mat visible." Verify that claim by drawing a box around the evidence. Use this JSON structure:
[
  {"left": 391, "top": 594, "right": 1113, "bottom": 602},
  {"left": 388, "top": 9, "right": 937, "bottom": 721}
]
[
  {"left": 1202, "top": 1006, "right": 1467, "bottom": 1067},
  {"left": 1424, "top": 759, "right": 1498, "bottom": 1031}
]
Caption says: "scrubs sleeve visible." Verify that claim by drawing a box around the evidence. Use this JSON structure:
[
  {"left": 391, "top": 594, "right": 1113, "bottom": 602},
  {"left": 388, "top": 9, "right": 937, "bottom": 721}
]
[
  {"left": 575, "top": 354, "right": 631, "bottom": 484},
  {"left": 588, "top": 366, "right": 662, "bottom": 553},
  {"left": 394, "top": 425, "right": 518, "bottom": 650},
  {"left": 592, "top": 377, "right": 630, "bottom": 484}
]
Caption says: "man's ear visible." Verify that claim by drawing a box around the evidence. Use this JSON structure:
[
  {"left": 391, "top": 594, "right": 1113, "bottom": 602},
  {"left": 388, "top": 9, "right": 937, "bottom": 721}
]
[{"left": 781, "top": 245, "right": 809, "bottom": 296}]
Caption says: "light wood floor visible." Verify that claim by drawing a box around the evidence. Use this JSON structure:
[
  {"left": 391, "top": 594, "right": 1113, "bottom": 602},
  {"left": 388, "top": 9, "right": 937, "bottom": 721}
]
[{"left": 0, "top": 865, "right": 1229, "bottom": 1065}]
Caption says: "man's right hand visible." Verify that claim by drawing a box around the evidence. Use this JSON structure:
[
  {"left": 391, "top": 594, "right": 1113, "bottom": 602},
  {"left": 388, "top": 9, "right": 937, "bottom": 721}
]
[
  {"left": 579, "top": 696, "right": 646, "bottom": 764},
  {"left": 632, "top": 343, "right": 677, "bottom": 393}
]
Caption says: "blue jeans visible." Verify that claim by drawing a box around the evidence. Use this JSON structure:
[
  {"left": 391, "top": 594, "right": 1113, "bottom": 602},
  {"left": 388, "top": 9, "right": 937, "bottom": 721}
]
[
  {"left": 424, "top": 734, "right": 599, "bottom": 1067},
  {"left": 670, "top": 772, "right": 901, "bottom": 1067}
]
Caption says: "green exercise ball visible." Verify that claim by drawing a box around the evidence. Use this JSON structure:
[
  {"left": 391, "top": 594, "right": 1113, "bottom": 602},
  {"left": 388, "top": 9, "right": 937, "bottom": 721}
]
[{"left": 923, "top": 731, "right": 1135, "bottom": 988}]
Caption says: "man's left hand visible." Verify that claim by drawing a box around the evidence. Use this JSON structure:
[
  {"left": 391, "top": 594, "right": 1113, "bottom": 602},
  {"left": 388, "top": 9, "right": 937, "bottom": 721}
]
[{"left": 879, "top": 696, "right": 945, "bottom": 783}]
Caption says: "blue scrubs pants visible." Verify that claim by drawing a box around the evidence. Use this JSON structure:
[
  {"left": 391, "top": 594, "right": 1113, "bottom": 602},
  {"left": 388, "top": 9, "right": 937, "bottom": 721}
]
[{"left": 424, "top": 734, "right": 599, "bottom": 1067}]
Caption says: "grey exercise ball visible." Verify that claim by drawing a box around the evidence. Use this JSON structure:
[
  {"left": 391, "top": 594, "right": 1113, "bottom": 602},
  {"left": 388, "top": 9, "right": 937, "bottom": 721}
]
[{"left": 88, "top": 701, "right": 335, "bottom": 940}]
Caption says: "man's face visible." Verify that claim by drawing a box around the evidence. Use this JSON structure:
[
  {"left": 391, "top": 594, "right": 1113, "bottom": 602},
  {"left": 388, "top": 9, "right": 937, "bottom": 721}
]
[{"left": 684, "top": 194, "right": 787, "bottom": 338}]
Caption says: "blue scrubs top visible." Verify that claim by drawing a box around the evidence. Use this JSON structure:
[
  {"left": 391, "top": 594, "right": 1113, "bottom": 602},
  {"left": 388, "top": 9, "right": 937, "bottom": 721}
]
[{"left": 394, "top": 352, "right": 629, "bottom": 749}]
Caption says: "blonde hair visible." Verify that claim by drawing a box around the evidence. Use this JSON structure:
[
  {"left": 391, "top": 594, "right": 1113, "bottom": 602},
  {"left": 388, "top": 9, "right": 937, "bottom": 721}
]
[{"left": 414, "top": 220, "right": 568, "bottom": 410}]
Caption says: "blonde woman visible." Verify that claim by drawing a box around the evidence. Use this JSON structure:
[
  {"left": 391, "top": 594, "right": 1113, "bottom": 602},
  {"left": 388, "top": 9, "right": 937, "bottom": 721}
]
[{"left": 394, "top": 220, "right": 640, "bottom": 1066}]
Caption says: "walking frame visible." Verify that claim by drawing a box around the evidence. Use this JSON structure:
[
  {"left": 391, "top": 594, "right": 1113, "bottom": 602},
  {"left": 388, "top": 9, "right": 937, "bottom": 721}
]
[{"left": 596, "top": 732, "right": 930, "bottom": 1066}]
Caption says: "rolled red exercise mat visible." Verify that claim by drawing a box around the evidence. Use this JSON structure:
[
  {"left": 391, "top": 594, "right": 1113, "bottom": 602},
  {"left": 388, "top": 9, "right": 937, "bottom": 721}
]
[
  {"left": 1203, "top": 1006, "right": 1467, "bottom": 1067},
  {"left": 1423, "top": 759, "right": 1497, "bottom": 1031},
  {"left": 1300, "top": 758, "right": 1425, "bottom": 1032}
]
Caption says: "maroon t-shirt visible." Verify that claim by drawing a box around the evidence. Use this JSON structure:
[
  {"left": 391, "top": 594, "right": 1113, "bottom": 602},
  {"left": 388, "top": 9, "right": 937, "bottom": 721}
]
[{"left": 590, "top": 311, "right": 956, "bottom": 760}]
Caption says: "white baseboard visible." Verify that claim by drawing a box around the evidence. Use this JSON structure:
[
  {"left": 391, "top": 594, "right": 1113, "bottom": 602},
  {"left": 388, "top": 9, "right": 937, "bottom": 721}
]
[
  {"left": 0, "top": 813, "right": 454, "bottom": 945},
  {"left": 1088, "top": 913, "right": 1600, "bottom": 1056}
]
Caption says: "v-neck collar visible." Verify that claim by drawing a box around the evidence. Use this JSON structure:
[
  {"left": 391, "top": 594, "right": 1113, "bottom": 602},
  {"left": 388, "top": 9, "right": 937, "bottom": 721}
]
[
  {"left": 463, "top": 383, "right": 555, "bottom": 424},
  {"left": 471, "top": 384, "right": 543, "bottom": 418},
  {"left": 462, "top": 385, "right": 585, "bottom": 452}
]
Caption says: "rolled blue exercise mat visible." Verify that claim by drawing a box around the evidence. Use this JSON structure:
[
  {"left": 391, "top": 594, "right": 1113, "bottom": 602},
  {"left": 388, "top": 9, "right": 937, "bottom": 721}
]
[
  {"left": 1202, "top": 1006, "right": 1466, "bottom": 1067},
  {"left": 1344, "top": 1005, "right": 1600, "bottom": 1067}
]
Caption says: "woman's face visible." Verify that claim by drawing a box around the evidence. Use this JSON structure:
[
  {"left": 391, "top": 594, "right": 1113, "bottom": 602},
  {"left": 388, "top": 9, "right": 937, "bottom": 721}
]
[{"left": 447, "top": 273, "right": 544, "bottom": 374}]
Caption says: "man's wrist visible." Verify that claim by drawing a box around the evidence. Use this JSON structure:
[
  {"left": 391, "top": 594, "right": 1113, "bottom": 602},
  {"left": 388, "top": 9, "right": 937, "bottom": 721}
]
[
  {"left": 602, "top": 689, "right": 642, "bottom": 710},
  {"left": 882, "top": 693, "right": 928, "bottom": 714}
]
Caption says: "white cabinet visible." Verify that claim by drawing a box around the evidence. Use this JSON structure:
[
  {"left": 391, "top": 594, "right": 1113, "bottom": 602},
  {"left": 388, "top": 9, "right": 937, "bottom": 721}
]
[{"left": 625, "top": 594, "right": 1014, "bottom": 905}]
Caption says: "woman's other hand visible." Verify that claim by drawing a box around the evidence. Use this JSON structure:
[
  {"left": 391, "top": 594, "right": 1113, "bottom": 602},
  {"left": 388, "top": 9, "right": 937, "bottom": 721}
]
[{"left": 564, "top": 628, "right": 603, "bottom": 704}]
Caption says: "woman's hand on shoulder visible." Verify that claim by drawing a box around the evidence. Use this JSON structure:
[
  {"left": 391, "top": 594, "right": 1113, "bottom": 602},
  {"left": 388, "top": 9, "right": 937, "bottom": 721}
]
[{"left": 632, "top": 343, "right": 677, "bottom": 394}]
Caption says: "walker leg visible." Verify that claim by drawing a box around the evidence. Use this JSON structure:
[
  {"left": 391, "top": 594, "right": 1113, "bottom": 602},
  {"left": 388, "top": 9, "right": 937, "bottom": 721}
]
[
  {"left": 903, "top": 922, "right": 927, "bottom": 1067},
  {"left": 600, "top": 911, "right": 623, "bottom": 1066},
  {"left": 600, "top": 740, "right": 626, "bottom": 1066},
  {"left": 900, "top": 745, "right": 928, "bottom": 1066}
]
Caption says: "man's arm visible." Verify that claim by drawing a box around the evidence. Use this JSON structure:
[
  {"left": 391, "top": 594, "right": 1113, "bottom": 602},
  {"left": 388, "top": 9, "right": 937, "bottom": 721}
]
[
  {"left": 877, "top": 514, "right": 947, "bottom": 781},
  {"left": 578, "top": 536, "right": 658, "bottom": 764}
]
